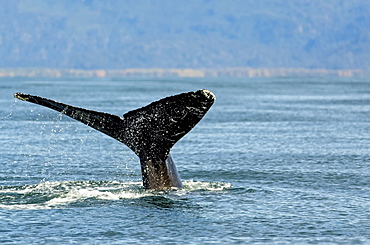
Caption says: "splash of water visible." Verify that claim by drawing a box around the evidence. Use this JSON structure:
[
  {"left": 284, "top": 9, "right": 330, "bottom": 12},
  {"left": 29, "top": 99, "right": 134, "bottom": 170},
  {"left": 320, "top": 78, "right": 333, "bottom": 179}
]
[{"left": 0, "top": 180, "right": 232, "bottom": 210}]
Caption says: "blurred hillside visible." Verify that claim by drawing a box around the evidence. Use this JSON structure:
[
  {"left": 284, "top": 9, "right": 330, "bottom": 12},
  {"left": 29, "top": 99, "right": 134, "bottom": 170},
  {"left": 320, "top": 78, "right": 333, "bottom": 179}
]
[{"left": 1, "top": 0, "right": 369, "bottom": 70}]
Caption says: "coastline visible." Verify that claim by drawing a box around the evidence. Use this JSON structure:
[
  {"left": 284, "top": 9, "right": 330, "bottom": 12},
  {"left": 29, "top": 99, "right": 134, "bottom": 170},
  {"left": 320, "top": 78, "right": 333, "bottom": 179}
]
[{"left": 0, "top": 67, "right": 369, "bottom": 78}]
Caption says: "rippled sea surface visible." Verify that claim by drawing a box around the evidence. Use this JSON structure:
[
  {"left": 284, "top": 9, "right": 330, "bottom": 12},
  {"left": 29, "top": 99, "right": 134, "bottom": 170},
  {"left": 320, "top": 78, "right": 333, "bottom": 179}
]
[{"left": 1, "top": 77, "right": 370, "bottom": 244}]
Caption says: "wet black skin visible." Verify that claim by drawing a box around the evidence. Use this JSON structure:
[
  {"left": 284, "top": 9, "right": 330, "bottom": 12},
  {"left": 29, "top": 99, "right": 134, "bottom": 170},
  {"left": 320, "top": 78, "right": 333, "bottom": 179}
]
[{"left": 14, "top": 90, "right": 215, "bottom": 190}]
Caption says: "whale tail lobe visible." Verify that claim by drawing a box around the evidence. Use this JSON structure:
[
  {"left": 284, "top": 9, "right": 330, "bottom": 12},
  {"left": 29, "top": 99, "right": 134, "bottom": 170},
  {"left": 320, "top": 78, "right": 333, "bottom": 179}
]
[{"left": 14, "top": 90, "right": 215, "bottom": 190}]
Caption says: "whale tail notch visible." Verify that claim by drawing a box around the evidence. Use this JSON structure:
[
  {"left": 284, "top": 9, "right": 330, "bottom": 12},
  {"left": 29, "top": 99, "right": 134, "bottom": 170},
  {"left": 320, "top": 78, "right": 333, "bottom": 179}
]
[{"left": 14, "top": 90, "right": 215, "bottom": 190}]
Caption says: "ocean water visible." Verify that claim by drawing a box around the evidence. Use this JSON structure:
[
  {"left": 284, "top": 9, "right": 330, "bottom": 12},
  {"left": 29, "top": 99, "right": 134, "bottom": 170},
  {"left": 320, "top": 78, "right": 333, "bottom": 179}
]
[{"left": 1, "top": 77, "right": 370, "bottom": 244}]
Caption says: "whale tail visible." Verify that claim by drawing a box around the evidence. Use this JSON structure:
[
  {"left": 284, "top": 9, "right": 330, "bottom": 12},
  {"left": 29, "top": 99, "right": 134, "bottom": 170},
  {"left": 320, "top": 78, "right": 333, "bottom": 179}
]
[{"left": 14, "top": 90, "right": 215, "bottom": 190}]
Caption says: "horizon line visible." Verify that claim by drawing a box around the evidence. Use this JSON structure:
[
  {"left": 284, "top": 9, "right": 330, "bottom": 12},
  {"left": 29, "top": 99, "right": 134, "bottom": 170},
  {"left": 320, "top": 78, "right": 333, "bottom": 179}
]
[{"left": 1, "top": 67, "right": 369, "bottom": 78}]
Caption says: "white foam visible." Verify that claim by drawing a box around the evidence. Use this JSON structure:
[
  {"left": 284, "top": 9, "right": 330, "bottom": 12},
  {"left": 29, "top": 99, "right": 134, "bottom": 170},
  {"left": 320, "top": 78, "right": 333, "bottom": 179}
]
[
  {"left": 182, "top": 180, "right": 232, "bottom": 191},
  {"left": 0, "top": 180, "right": 232, "bottom": 210}
]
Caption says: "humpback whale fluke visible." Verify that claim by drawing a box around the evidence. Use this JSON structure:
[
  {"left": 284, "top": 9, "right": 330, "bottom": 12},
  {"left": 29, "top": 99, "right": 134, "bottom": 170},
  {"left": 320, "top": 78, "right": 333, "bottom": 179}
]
[{"left": 14, "top": 89, "right": 215, "bottom": 190}]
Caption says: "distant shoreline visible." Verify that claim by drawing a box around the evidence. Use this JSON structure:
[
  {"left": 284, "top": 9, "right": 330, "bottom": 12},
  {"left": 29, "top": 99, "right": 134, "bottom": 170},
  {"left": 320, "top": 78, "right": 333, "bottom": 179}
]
[{"left": 1, "top": 67, "right": 369, "bottom": 78}]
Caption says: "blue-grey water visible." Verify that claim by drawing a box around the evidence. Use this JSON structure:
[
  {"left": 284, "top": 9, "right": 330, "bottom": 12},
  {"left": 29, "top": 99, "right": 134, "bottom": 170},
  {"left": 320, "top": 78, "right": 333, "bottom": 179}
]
[{"left": 1, "top": 77, "right": 370, "bottom": 244}]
